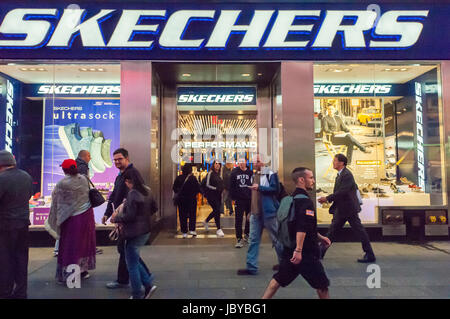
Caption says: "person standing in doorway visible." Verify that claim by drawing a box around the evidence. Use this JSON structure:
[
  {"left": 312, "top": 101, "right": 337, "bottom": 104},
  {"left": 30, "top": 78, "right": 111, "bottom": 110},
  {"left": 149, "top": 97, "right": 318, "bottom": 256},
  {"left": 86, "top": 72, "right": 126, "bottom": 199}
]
[
  {"left": 230, "top": 158, "right": 252, "bottom": 248},
  {"left": 237, "top": 155, "right": 283, "bottom": 275},
  {"left": 102, "top": 148, "right": 151, "bottom": 289},
  {"left": 203, "top": 160, "right": 225, "bottom": 237},
  {"left": 0, "top": 150, "right": 33, "bottom": 299},
  {"left": 173, "top": 163, "right": 201, "bottom": 238},
  {"left": 222, "top": 162, "right": 234, "bottom": 216},
  {"left": 318, "top": 153, "right": 376, "bottom": 263},
  {"left": 262, "top": 167, "right": 330, "bottom": 299}
]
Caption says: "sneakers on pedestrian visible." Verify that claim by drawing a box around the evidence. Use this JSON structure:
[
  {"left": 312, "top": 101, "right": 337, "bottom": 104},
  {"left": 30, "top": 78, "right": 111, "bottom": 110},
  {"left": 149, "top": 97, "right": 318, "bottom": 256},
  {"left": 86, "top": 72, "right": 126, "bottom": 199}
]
[
  {"left": 216, "top": 229, "right": 225, "bottom": 237},
  {"left": 189, "top": 231, "right": 197, "bottom": 237},
  {"left": 243, "top": 234, "right": 249, "bottom": 243},
  {"left": 182, "top": 233, "right": 188, "bottom": 239},
  {"left": 235, "top": 239, "right": 244, "bottom": 248},
  {"left": 90, "top": 136, "right": 106, "bottom": 173},
  {"left": 81, "top": 271, "right": 90, "bottom": 279},
  {"left": 237, "top": 269, "right": 257, "bottom": 276},
  {"left": 106, "top": 281, "right": 129, "bottom": 289},
  {"left": 96, "top": 248, "right": 103, "bottom": 255},
  {"left": 144, "top": 285, "right": 158, "bottom": 299},
  {"left": 203, "top": 220, "right": 209, "bottom": 231}
]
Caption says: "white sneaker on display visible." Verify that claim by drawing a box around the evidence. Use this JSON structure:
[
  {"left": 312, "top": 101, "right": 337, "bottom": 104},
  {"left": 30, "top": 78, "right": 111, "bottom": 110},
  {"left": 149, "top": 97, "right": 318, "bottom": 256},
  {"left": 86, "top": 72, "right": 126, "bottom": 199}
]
[{"left": 216, "top": 229, "right": 225, "bottom": 237}]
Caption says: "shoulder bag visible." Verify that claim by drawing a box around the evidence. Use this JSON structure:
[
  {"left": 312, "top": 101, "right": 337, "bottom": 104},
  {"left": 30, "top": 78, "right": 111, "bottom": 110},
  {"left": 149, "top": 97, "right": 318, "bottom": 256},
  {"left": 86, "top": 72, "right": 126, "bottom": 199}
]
[
  {"left": 86, "top": 176, "right": 106, "bottom": 207},
  {"left": 173, "top": 174, "right": 191, "bottom": 206}
]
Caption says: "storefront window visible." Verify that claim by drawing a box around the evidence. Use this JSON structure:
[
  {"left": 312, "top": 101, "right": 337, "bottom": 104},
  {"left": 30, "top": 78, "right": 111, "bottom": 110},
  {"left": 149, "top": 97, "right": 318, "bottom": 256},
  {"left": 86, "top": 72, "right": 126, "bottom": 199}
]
[
  {"left": 314, "top": 63, "right": 446, "bottom": 224},
  {"left": 0, "top": 63, "right": 121, "bottom": 228}
]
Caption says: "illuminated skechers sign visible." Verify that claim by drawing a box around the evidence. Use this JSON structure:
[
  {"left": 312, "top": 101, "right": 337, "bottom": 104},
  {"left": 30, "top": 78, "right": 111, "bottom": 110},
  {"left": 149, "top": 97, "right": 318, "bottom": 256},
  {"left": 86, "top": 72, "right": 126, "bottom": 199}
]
[
  {"left": 5, "top": 80, "right": 14, "bottom": 152},
  {"left": 415, "top": 82, "right": 425, "bottom": 189},
  {"left": 0, "top": 8, "right": 429, "bottom": 50},
  {"left": 177, "top": 87, "right": 256, "bottom": 105},
  {"left": 37, "top": 85, "right": 120, "bottom": 95},
  {"left": 314, "top": 84, "right": 392, "bottom": 95}
]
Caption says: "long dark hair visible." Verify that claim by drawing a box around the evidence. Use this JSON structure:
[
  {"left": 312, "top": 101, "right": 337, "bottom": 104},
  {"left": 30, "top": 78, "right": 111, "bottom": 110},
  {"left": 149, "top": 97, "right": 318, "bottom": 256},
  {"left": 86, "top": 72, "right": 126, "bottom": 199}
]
[
  {"left": 212, "top": 160, "right": 222, "bottom": 173},
  {"left": 122, "top": 169, "right": 148, "bottom": 196}
]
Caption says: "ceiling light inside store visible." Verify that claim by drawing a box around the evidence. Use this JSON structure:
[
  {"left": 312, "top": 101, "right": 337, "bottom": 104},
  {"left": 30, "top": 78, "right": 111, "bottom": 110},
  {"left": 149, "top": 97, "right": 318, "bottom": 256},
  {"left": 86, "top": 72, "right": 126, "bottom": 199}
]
[
  {"left": 182, "top": 73, "right": 191, "bottom": 77},
  {"left": 257, "top": 73, "right": 262, "bottom": 76},
  {"left": 326, "top": 68, "right": 352, "bottom": 72},
  {"left": 79, "top": 67, "right": 107, "bottom": 72},
  {"left": 19, "top": 67, "right": 48, "bottom": 72},
  {"left": 241, "top": 73, "right": 250, "bottom": 77}
]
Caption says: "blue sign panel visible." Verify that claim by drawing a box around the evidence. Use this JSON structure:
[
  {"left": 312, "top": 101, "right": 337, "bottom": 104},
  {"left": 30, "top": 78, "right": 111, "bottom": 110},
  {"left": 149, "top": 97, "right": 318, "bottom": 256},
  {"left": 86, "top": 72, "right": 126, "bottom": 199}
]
[
  {"left": 177, "top": 87, "right": 256, "bottom": 105},
  {"left": 0, "top": 2, "right": 448, "bottom": 60}
]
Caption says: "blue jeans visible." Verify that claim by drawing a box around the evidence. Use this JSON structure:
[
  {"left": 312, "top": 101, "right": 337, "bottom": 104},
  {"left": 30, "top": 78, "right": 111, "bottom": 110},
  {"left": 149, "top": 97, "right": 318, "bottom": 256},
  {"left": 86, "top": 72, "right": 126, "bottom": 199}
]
[
  {"left": 246, "top": 214, "right": 283, "bottom": 274},
  {"left": 124, "top": 233, "right": 153, "bottom": 298}
]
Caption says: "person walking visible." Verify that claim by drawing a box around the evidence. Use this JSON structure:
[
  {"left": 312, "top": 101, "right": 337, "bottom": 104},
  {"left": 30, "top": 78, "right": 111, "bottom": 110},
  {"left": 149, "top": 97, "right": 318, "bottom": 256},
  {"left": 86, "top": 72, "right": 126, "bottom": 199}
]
[
  {"left": 230, "top": 158, "right": 252, "bottom": 248},
  {"left": 262, "top": 167, "right": 331, "bottom": 299},
  {"left": 111, "top": 169, "right": 158, "bottom": 299},
  {"left": 0, "top": 150, "right": 33, "bottom": 299},
  {"left": 203, "top": 160, "right": 225, "bottom": 237},
  {"left": 75, "top": 150, "right": 91, "bottom": 176},
  {"left": 173, "top": 163, "right": 201, "bottom": 238},
  {"left": 47, "top": 159, "right": 96, "bottom": 284},
  {"left": 222, "top": 162, "right": 234, "bottom": 216},
  {"left": 237, "top": 155, "right": 283, "bottom": 275},
  {"left": 101, "top": 148, "right": 150, "bottom": 289},
  {"left": 318, "top": 153, "right": 376, "bottom": 263}
]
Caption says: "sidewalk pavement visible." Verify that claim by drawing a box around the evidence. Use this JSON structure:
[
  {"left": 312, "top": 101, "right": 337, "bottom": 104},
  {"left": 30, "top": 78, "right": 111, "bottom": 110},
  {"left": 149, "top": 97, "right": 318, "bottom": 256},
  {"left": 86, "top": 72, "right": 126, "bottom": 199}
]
[{"left": 27, "top": 233, "right": 450, "bottom": 299}]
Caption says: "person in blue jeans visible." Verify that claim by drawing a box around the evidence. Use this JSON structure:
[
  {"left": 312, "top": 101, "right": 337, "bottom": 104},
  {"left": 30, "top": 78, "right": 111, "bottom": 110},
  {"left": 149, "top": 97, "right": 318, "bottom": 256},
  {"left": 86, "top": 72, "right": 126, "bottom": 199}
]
[
  {"left": 237, "top": 155, "right": 284, "bottom": 275},
  {"left": 111, "top": 168, "right": 158, "bottom": 299}
]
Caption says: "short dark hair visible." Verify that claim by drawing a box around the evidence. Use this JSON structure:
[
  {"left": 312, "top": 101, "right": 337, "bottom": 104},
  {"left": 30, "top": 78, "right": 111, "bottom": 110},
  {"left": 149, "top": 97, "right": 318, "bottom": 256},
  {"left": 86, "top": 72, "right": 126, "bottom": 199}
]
[
  {"left": 334, "top": 153, "right": 348, "bottom": 166},
  {"left": 113, "top": 148, "right": 129, "bottom": 158},
  {"left": 182, "top": 163, "right": 192, "bottom": 175},
  {"left": 292, "top": 167, "right": 310, "bottom": 183}
]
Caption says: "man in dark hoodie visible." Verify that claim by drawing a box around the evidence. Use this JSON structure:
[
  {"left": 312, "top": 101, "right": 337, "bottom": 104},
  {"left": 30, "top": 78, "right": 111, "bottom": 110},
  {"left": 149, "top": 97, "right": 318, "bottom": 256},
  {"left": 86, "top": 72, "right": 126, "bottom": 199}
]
[{"left": 230, "top": 158, "right": 253, "bottom": 248}]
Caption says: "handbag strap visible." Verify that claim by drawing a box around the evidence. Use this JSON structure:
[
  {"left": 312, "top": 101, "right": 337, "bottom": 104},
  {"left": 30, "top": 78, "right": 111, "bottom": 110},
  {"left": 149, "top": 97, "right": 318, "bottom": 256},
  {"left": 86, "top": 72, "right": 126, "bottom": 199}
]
[
  {"left": 178, "top": 174, "right": 191, "bottom": 193},
  {"left": 85, "top": 175, "right": 96, "bottom": 189}
]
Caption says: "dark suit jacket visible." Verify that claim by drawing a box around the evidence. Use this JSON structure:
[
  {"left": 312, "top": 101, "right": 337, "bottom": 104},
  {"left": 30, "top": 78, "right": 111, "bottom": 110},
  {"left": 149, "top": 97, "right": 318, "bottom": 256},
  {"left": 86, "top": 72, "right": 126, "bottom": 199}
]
[
  {"left": 326, "top": 167, "right": 361, "bottom": 216},
  {"left": 322, "top": 115, "right": 350, "bottom": 136}
]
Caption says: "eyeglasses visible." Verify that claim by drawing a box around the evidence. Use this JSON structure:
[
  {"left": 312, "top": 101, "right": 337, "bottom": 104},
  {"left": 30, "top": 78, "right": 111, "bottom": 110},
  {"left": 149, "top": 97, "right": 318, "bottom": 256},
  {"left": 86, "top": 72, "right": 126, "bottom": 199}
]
[{"left": 113, "top": 158, "right": 125, "bottom": 162}]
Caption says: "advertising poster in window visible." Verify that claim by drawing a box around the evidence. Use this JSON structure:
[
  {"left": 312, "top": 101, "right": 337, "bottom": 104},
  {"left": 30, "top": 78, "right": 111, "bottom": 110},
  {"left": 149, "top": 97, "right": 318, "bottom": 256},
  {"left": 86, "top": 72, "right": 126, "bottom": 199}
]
[{"left": 38, "top": 99, "right": 120, "bottom": 224}]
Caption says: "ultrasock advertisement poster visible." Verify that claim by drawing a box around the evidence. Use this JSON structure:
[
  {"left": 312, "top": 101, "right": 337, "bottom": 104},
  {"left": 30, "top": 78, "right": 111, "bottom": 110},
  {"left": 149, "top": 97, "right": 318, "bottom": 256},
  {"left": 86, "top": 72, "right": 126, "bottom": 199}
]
[{"left": 42, "top": 99, "right": 120, "bottom": 223}]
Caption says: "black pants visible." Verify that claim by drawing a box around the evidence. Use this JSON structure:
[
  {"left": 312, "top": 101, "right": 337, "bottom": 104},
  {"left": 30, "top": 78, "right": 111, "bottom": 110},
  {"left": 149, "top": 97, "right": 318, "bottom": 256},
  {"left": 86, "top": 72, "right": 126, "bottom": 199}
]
[
  {"left": 117, "top": 237, "right": 150, "bottom": 284},
  {"left": 332, "top": 134, "right": 365, "bottom": 164},
  {"left": 0, "top": 226, "right": 29, "bottom": 299},
  {"left": 326, "top": 213, "right": 375, "bottom": 257},
  {"left": 206, "top": 196, "right": 221, "bottom": 229},
  {"left": 178, "top": 199, "right": 197, "bottom": 234},
  {"left": 235, "top": 198, "right": 251, "bottom": 240}
]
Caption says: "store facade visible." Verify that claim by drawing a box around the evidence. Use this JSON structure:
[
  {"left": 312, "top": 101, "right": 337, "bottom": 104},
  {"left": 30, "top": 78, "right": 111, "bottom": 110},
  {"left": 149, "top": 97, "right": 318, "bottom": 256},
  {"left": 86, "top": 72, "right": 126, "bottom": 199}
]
[{"left": 0, "top": 1, "right": 449, "bottom": 240}]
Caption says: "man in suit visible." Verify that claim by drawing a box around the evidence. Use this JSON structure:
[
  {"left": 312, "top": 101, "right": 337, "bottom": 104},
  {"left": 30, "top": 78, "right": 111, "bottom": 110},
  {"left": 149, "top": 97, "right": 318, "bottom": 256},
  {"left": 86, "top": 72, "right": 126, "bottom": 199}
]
[
  {"left": 322, "top": 106, "right": 370, "bottom": 165},
  {"left": 318, "top": 154, "right": 376, "bottom": 263}
]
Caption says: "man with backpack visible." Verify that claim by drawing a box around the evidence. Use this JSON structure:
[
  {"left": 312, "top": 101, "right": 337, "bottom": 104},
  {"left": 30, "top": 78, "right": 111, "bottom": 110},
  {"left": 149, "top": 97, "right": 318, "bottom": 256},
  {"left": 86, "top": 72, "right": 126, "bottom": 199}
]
[
  {"left": 237, "top": 155, "right": 283, "bottom": 275},
  {"left": 262, "top": 167, "right": 331, "bottom": 299}
]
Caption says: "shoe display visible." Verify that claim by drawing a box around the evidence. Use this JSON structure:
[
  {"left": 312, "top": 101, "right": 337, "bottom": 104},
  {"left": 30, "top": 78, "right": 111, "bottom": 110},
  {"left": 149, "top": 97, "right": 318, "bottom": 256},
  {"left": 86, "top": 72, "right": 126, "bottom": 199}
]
[
  {"left": 79, "top": 127, "right": 93, "bottom": 154},
  {"left": 90, "top": 136, "right": 106, "bottom": 173},
  {"left": 235, "top": 239, "right": 244, "bottom": 248},
  {"left": 216, "top": 229, "right": 225, "bottom": 237},
  {"left": 237, "top": 269, "right": 257, "bottom": 276},
  {"left": 101, "top": 139, "right": 112, "bottom": 168},
  {"left": 59, "top": 123, "right": 82, "bottom": 159},
  {"left": 93, "top": 130, "right": 104, "bottom": 139},
  {"left": 144, "top": 285, "right": 158, "bottom": 299},
  {"left": 400, "top": 177, "right": 414, "bottom": 185}
]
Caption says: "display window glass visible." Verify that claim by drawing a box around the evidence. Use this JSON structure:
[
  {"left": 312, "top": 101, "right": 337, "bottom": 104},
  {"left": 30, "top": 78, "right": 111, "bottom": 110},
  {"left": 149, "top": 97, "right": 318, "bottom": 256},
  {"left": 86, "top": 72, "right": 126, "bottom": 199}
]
[
  {"left": 0, "top": 63, "right": 121, "bottom": 228},
  {"left": 314, "top": 63, "right": 446, "bottom": 224}
]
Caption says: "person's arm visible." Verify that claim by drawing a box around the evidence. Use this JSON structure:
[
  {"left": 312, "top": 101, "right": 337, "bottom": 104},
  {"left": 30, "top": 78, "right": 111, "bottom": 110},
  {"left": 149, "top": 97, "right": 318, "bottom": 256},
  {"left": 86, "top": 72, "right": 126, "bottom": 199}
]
[
  {"left": 322, "top": 117, "right": 331, "bottom": 134},
  {"left": 258, "top": 173, "right": 279, "bottom": 194},
  {"left": 291, "top": 232, "right": 306, "bottom": 265},
  {"left": 338, "top": 115, "right": 350, "bottom": 132},
  {"left": 318, "top": 232, "right": 331, "bottom": 247},
  {"left": 192, "top": 176, "right": 201, "bottom": 195},
  {"left": 206, "top": 172, "right": 217, "bottom": 190},
  {"left": 104, "top": 177, "right": 119, "bottom": 219},
  {"left": 326, "top": 173, "right": 354, "bottom": 203}
]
